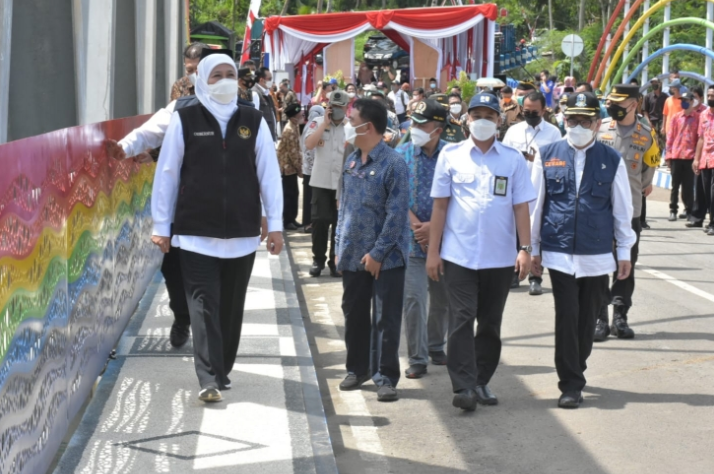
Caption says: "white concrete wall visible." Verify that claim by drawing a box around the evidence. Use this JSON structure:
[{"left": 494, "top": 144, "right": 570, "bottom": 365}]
[
  {"left": 136, "top": 0, "right": 157, "bottom": 115},
  {"left": 0, "top": 0, "right": 12, "bottom": 144}
]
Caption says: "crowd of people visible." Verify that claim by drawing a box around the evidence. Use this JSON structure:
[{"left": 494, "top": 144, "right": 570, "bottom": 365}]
[{"left": 105, "top": 42, "right": 714, "bottom": 410}]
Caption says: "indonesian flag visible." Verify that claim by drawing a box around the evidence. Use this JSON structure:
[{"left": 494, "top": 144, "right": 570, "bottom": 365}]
[{"left": 241, "top": 0, "right": 262, "bottom": 63}]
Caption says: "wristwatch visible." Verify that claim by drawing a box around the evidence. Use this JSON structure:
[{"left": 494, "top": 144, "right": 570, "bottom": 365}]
[{"left": 519, "top": 245, "right": 532, "bottom": 254}]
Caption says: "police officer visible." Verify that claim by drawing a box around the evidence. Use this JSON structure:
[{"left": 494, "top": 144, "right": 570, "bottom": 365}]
[
  {"left": 429, "top": 93, "right": 467, "bottom": 144},
  {"left": 499, "top": 86, "right": 521, "bottom": 140},
  {"left": 594, "top": 84, "right": 660, "bottom": 341},
  {"left": 530, "top": 92, "right": 636, "bottom": 408},
  {"left": 304, "top": 90, "right": 349, "bottom": 277}
]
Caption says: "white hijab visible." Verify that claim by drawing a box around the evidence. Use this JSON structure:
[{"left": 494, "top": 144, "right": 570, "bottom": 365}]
[{"left": 195, "top": 53, "right": 238, "bottom": 124}]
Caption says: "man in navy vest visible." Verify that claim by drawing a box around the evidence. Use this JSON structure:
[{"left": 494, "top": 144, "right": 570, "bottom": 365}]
[{"left": 530, "top": 92, "right": 637, "bottom": 409}]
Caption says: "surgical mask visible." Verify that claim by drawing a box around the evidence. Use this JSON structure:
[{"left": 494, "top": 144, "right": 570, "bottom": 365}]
[
  {"left": 469, "top": 119, "right": 497, "bottom": 141},
  {"left": 430, "top": 83, "right": 436, "bottom": 89},
  {"left": 681, "top": 101, "right": 691, "bottom": 110},
  {"left": 188, "top": 72, "right": 197, "bottom": 86},
  {"left": 207, "top": 78, "right": 238, "bottom": 104},
  {"left": 331, "top": 107, "right": 346, "bottom": 122},
  {"left": 410, "top": 128, "right": 437, "bottom": 147},
  {"left": 347, "top": 92, "right": 356, "bottom": 99},
  {"left": 344, "top": 122, "right": 368, "bottom": 144},
  {"left": 516, "top": 96, "right": 525, "bottom": 106},
  {"left": 265, "top": 80, "right": 273, "bottom": 89},
  {"left": 567, "top": 125, "right": 595, "bottom": 148},
  {"left": 693, "top": 99, "right": 700, "bottom": 108},
  {"left": 450, "top": 104, "right": 462, "bottom": 115},
  {"left": 606, "top": 103, "right": 630, "bottom": 121},
  {"left": 523, "top": 112, "right": 542, "bottom": 127}
]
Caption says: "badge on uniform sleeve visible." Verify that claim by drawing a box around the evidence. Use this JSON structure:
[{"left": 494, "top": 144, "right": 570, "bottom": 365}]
[
  {"left": 238, "top": 126, "right": 252, "bottom": 139},
  {"left": 494, "top": 176, "right": 508, "bottom": 196},
  {"left": 309, "top": 121, "right": 317, "bottom": 129}
]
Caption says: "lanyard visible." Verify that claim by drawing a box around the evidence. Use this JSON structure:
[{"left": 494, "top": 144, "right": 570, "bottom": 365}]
[{"left": 524, "top": 127, "right": 541, "bottom": 154}]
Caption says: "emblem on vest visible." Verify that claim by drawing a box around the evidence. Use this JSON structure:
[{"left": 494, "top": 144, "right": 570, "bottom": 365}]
[
  {"left": 545, "top": 158, "right": 567, "bottom": 167},
  {"left": 238, "top": 126, "right": 252, "bottom": 139},
  {"left": 194, "top": 131, "right": 214, "bottom": 136}
]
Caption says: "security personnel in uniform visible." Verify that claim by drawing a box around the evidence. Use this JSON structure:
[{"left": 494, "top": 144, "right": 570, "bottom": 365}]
[
  {"left": 429, "top": 93, "right": 467, "bottom": 144},
  {"left": 594, "top": 84, "right": 660, "bottom": 341},
  {"left": 499, "top": 86, "right": 522, "bottom": 140}
]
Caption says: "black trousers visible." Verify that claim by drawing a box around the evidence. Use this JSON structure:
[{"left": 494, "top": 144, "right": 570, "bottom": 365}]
[
  {"left": 342, "top": 267, "right": 406, "bottom": 387},
  {"left": 443, "top": 261, "right": 513, "bottom": 392},
  {"left": 160, "top": 245, "right": 191, "bottom": 327},
  {"left": 302, "top": 174, "right": 313, "bottom": 226},
  {"left": 549, "top": 269, "right": 610, "bottom": 394},
  {"left": 180, "top": 249, "right": 256, "bottom": 390},
  {"left": 641, "top": 194, "right": 647, "bottom": 224},
  {"left": 670, "top": 159, "right": 695, "bottom": 214},
  {"left": 311, "top": 186, "right": 337, "bottom": 267},
  {"left": 692, "top": 169, "right": 714, "bottom": 225},
  {"left": 282, "top": 173, "right": 300, "bottom": 225},
  {"left": 608, "top": 218, "right": 642, "bottom": 311}
]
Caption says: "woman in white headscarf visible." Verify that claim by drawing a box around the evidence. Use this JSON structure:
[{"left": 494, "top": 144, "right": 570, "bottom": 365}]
[
  {"left": 300, "top": 105, "right": 324, "bottom": 233},
  {"left": 151, "top": 53, "right": 283, "bottom": 403}
]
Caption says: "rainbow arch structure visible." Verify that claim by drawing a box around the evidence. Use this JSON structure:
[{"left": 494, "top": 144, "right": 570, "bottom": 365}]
[{"left": 590, "top": 0, "right": 714, "bottom": 91}]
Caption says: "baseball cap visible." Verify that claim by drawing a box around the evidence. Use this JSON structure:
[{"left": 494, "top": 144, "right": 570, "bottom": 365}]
[
  {"left": 679, "top": 92, "right": 694, "bottom": 101},
  {"left": 607, "top": 84, "right": 640, "bottom": 102},
  {"left": 329, "top": 78, "right": 338, "bottom": 85},
  {"left": 670, "top": 79, "right": 683, "bottom": 89},
  {"left": 285, "top": 103, "right": 302, "bottom": 118},
  {"left": 564, "top": 92, "right": 600, "bottom": 117},
  {"left": 411, "top": 99, "right": 448, "bottom": 124},
  {"left": 468, "top": 93, "right": 501, "bottom": 113},
  {"left": 329, "top": 89, "right": 349, "bottom": 106}
]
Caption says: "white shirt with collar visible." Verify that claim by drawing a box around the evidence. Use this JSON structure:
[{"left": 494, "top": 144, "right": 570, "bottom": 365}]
[
  {"left": 388, "top": 89, "right": 408, "bottom": 115},
  {"left": 152, "top": 110, "right": 282, "bottom": 259},
  {"left": 119, "top": 100, "right": 177, "bottom": 157},
  {"left": 502, "top": 119, "right": 562, "bottom": 171},
  {"left": 529, "top": 138, "right": 636, "bottom": 278},
  {"left": 431, "top": 138, "right": 537, "bottom": 271}
]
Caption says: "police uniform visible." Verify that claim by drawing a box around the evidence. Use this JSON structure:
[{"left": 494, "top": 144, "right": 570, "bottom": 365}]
[
  {"left": 429, "top": 93, "right": 467, "bottom": 144},
  {"left": 530, "top": 92, "right": 637, "bottom": 408},
  {"left": 499, "top": 98, "right": 522, "bottom": 140},
  {"left": 595, "top": 85, "right": 660, "bottom": 339}
]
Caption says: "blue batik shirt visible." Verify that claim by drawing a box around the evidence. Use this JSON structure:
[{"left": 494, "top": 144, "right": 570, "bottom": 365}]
[
  {"left": 396, "top": 139, "right": 447, "bottom": 258},
  {"left": 336, "top": 140, "right": 410, "bottom": 273}
]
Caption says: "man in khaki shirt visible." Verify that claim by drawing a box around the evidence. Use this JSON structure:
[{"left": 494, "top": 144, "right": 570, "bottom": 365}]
[{"left": 304, "top": 90, "right": 349, "bottom": 277}]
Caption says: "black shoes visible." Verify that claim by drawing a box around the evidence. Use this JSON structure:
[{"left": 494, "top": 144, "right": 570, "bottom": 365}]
[
  {"left": 284, "top": 222, "right": 298, "bottom": 231},
  {"left": 678, "top": 213, "right": 688, "bottom": 219},
  {"left": 339, "top": 373, "right": 371, "bottom": 391},
  {"left": 309, "top": 261, "right": 323, "bottom": 277},
  {"left": 558, "top": 391, "right": 583, "bottom": 409},
  {"left": 685, "top": 220, "right": 703, "bottom": 228},
  {"left": 611, "top": 316, "right": 635, "bottom": 339},
  {"left": 405, "top": 364, "right": 427, "bottom": 379},
  {"left": 453, "top": 389, "right": 478, "bottom": 411},
  {"left": 593, "top": 319, "right": 611, "bottom": 342},
  {"left": 668, "top": 212, "right": 677, "bottom": 221},
  {"left": 429, "top": 350, "right": 447, "bottom": 366},
  {"left": 641, "top": 220, "right": 651, "bottom": 230},
  {"left": 377, "top": 384, "right": 399, "bottom": 402},
  {"left": 475, "top": 385, "right": 498, "bottom": 405},
  {"left": 510, "top": 273, "right": 520, "bottom": 289},
  {"left": 529, "top": 281, "right": 543, "bottom": 295},
  {"left": 169, "top": 322, "right": 190, "bottom": 348}
]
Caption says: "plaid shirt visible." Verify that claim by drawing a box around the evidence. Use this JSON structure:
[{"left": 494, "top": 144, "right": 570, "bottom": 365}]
[
  {"left": 666, "top": 110, "right": 700, "bottom": 160},
  {"left": 336, "top": 141, "right": 410, "bottom": 272},
  {"left": 277, "top": 121, "right": 302, "bottom": 176},
  {"left": 170, "top": 76, "right": 194, "bottom": 102},
  {"left": 698, "top": 108, "right": 714, "bottom": 169}
]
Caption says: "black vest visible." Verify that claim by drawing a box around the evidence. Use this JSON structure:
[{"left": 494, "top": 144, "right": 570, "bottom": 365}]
[
  {"left": 175, "top": 95, "right": 256, "bottom": 110},
  {"left": 252, "top": 86, "right": 277, "bottom": 141},
  {"left": 173, "top": 104, "right": 263, "bottom": 239}
]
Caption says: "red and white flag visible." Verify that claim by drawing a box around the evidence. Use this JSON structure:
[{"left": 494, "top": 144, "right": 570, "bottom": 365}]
[{"left": 241, "top": 0, "right": 262, "bottom": 63}]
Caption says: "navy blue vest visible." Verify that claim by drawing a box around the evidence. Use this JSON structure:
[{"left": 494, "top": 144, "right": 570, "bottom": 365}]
[{"left": 539, "top": 139, "right": 621, "bottom": 255}]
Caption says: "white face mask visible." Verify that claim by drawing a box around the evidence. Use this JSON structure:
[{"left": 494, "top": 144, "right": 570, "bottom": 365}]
[
  {"left": 264, "top": 80, "right": 273, "bottom": 89},
  {"left": 347, "top": 92, "right": 356, "bottom": 99},
  {"left": 344, "top": 122, "right": 368, "bottom": 145},
  {"left": 207, "top": 78, "right": 238, "bottom": 104},
  {"left": 188, "top": 72, "right": 197, "bottom": 86},
  {"left": 450, "top": 104, "right": 462, "bottom": 115},
  {"left": 567, "top": 125, "right": 595, "bottom": 148},
  {"left": 410, "top": 128, "right": 437, "bottom": 147},
  {"left": 469, "top": 119, "right": 498, "bottom": 141},
  {"left": 693, "top": 99, "right": 700, "bottom": 108}
]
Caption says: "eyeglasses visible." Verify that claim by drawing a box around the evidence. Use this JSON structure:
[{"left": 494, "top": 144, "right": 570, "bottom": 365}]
[{"left": 566, "top": 118, "right": 594, "bottom": 128}]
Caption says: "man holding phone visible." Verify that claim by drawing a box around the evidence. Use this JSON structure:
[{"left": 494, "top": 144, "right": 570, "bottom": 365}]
[{"left": 380, "top": 64, "right": 396, "bottom": 88}]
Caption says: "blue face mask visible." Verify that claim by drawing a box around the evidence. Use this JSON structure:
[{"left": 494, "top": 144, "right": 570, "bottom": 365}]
[{"left": 681, "top": 101, "right": 691, "bottom": 110}]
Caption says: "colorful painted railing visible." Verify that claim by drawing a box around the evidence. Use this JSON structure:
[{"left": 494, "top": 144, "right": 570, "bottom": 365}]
[{"left": 0, "top": 115, "right": 161, "bottom": 474}]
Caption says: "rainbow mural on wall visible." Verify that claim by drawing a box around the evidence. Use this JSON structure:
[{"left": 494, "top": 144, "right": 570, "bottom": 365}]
[{"left": 0, "top": 115, "right": 161, "bottom": 474}]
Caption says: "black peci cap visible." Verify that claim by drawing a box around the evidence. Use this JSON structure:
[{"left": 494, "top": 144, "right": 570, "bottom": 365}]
[
  {"left": 285, "top": 103, "right": 303, "bottom": 118},
  {"left": 411, "top": 99, "right": 448, "bottom": 124},
  {"left": 564, "top": 92, "right": 600, "bottom": 117}
]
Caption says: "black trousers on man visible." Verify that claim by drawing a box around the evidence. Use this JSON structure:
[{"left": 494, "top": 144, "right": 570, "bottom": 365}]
[
  {"left": 160, "top": 240, "right": 191, "bottom": 327},
  {"left": 302, "top": 174, "right": 313, "bottom": 227},
  {"left": 691, "top": 169, "right": 714, "bottom": 227},
  {"left": 443, "top": 261, "right": 513, "bottom": 392},
  {"left": 282, "top": 173, "right": 300, "bottom": 226},
  {"left": 549, "top": 269, "right": 610, "bottom": 393},
  {"left": 605, "top": 218, "right": 641, "bottom": 313},
  {"left": 180, "top": 249, "right": 256, "bottom": 390},
  {"left": 669, "top": 159, "right": 695, "bottom": 215},
  {"left": 342, "top": 267, "right": 405, "bottom": 387},
  {"left": 311, "top": 186, "right": 338, "bottom": 268}
]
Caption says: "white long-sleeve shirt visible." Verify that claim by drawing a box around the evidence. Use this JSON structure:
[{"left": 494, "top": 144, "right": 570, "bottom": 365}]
[
  {"left": 119, "top": 100, "right": 177, "bottom": 157},
  {"left": 530, "top": 139, "right": 636, "bottom": 278},
  {"left": 151, "top": 110, "right": 283, "bottom": 259}
]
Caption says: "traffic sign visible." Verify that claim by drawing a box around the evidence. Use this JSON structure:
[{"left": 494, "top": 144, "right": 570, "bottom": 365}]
[{"left": 561, "top": 34, "right": 584, "bottom": 58}]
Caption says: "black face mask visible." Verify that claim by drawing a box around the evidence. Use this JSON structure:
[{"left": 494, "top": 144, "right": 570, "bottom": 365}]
[
  {"left": 607, "top": 103, "right": 629, "bottom": 122},
  {"left": 242, "top": 79, "right": 255, "bottom": 89},
  {"left": 708, "top": 99, "right": 714, "bottom": 108},
  {"left": 523, "top": 111, "right": 542, "bottom": 127},
  {"left": 651, "top": 84, "right": 660, "bottom": 90}
]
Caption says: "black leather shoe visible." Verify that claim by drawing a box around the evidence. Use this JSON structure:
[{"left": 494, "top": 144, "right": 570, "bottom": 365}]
[
  {"left": 292, "top": 220, "right": 303, "bottom": 227},
  {"left": 475, "top": 385, "right": 498, "bottom": 405},
  {"left": 510, "top": 273, "right": 520, "bottom": 289},
  {"left": 611, "top": 316, "right": 635, "bottom": 339},
  {"left": 429, "top": 350, "right": 447, "bottom": 366},
  {"left": 558, "top": 391, "right": 583, "bottom": 409},
  {"left": 302, "top": 224, "right": 313, "bottom": 234},
  {"left": 339, "top": 373, "right": 371, "bottom": 391},
  {"left": 685, "top": 220, "right": 703, "bottom": 228},
  {"left": 641, "top": 221, "right": 651, "bottom": 230},
  {"left": 453, "top": 389, "right": 478, "bottom": 411},
  {"left": 284, "top": 222, "right": 298, "bottom": 231},
  {"left": 593, "top": 319, "right": 610, "bottom": 342},
  {"left": 529, "top": 281, "right": 543, "bottom": 295},
  {"left": 405, "top": 364, "right": 427, "bottom": 379},
  {"left": 169, "top": 322, "right": 190, "bottom": 348},
  {"left": 668, "top": 212, "right": 677, "bottom": 221},
  {"left": 309, "top": 261, "right": 323, "bottom": 277},
  {"left": 678, "top": 213, "right": 688, "bottom": 219}
]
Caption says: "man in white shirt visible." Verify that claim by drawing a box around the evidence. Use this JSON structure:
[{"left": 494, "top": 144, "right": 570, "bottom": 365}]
[
  {"left": 388, "top": 81, "right": 409, "bottom": 124},
  {"left": 530, "top": 92, "right": 636, "bottom": 409},
  {"left": 427, "top": 93, "right": 536, "bottom": 412},
  {"left": 503, "top": 91, "right": 562, "bottom": 295}
]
